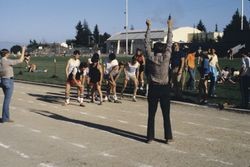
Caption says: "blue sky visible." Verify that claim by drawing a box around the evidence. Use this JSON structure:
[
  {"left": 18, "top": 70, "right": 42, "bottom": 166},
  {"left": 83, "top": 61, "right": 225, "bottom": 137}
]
[{"left": 0, "top": 0, "right": 249, "bottom": 44}]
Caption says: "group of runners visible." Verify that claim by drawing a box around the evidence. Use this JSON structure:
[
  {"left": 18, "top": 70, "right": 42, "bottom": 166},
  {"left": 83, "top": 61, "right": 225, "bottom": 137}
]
[{"left": 64, "top": 49, "right": 145, "bottom": 106}]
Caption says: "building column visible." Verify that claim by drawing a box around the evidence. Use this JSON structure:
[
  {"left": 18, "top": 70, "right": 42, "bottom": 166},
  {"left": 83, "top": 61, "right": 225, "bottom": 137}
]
[
  {"left": 130, "top": 40, "right": 134, "bottom": 55},
  {"left": 116, "top": 40, "right": 120, "bottom": 55}
]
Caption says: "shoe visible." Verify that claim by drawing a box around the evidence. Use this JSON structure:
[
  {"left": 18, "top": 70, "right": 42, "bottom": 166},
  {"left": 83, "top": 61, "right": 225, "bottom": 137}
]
[
  {"left": 132, "top": 96, "right": 137, "bottom": 102},
  {"left": 114, "top": 100, "right": 122, "bottom": 103},
  {"left": 77, "top": 97, "right": 81, "bottom": 103},
  {"left": 165, "top": 139, "right": 168, "bottom": 144},
  {"left": 146, "top": 139, "right": 153, "bottom": 144},
  {"left": 99, "top": 101, "right": 103, "bottom": 105},
  {"left": 80, "top": 103, "right": 85, "bottom": 107},
  {"left": 63, "top": 101, "right": 70, "bottom": 106},
  {"left": 2, "top": 119, "right": 14, "bottom": 123},
  {"left": 104, "top": 96, "right": 108, "bottom": 101}
]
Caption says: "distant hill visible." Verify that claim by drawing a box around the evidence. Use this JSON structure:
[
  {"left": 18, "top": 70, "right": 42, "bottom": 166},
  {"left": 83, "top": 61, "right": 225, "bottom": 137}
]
[{"left": 0, "top": 41, "right": 25, "bottom": 50}]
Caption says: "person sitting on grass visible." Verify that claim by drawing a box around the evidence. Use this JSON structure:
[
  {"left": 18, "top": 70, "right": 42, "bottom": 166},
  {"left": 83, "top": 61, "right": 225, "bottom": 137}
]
[
  {"left": 64, "top": 62, "right": 88, "bottom": 107},
  {"left": 121, "top": 56, "right": 140, "bottom": 102}
]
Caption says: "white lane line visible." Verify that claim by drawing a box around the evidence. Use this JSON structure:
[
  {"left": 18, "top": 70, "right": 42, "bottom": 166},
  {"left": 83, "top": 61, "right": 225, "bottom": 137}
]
[
  {"left": 12, "top": 124, "right": 25, "bottom": 128},
  {"left": 173, "top": 131, "right": 189, "bottom": 136},
  {"left": 0, "top": 142, "right": 10, "bottom": 149},
  {"left": 99, "top": 152, "right": 116, "bottom": 158},
  {"left": 80, "top": 112, "right": 89, "bottom": 115},
  {"left": 206, "top": 158, "right": 233, "bottom": 166},
  {"left": 205, "top": 138, "right": 218, "bottom": 142},
  {"left": 0, "top": 142, "right": 30, "bottom": 159},
  {"left": 17, "top": 98, "right": 23, "bottom": 101},
  {"left": 10, "top": 149, "right": 30, "bottom": 159},
  {"left": 118, "top": 120, "right": 128, "bottom": 124},
  {"left": 244, "top": 131, "right": 250, "bottom": 135},
  {"left": 161, "top": 145, "right": 187, "bottom": 154},
  {"left": 218, "top": 117, "right": 231, "bottom": 121},
  {"left": 70, "top": 143, "right": 87, "bottom": 149},
  {"left": 30, "top": 129, "right": 42, "bottom": 133},
  {"left": 10, "top": 106, "right": 17, "bottom": 110},
  {"left": 28, "top": 100, "right": 34, "bottom": 104},
  {"left": 39, "top": 103, "right": 46, "bottom": 106},
  {"left": 138, "top": 113, "right": 147, "bottom": 117},
  {"left": 39, "top": 163, "right": 56, "bottom": 167},
  {"left": 96, "top": 115, "right": 107, "bottom": 119},
  {"left": 188, "top": 113, "right": 205, "bottom": 117},
  {"left": 49, "top": 136, "right": 62, "bottom": 140},
  {"left": 138, "top": 125, "right": 147, "bottom": 128},
  {"left": 184, "top": 122, "right": 202, "bottom": 126},
  {"left": 135, "top": 163, "right": 153, "bottom": 167}
]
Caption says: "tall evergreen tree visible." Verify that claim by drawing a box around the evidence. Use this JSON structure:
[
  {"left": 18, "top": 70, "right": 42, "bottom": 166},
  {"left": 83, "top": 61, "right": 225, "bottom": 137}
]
[
  {"left": 197, "top": 20, "right": 207, "bottom": 32},
  {"left": 93, "top": 24, "right": 100, "bottom": 45},
  {"left": 82, "top": 19, "right": 92, "bottom": 46},
  {"left": 75, "top": 21, "right": 84, "bottom": 46},
  {"left": 224, "top": 9, "right": 249, "bottom": 32},
  {"left": 215, "top": 24, "right": 218, "bottom": 32}
]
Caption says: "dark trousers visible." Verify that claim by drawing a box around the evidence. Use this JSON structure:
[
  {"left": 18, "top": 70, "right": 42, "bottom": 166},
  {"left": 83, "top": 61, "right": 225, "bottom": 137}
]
[
  {"left": 240, "top": 76, "right": 250, "bottom": 108},
  {"left": 147, "top": 84, "right": 172, "bottom": 140}
]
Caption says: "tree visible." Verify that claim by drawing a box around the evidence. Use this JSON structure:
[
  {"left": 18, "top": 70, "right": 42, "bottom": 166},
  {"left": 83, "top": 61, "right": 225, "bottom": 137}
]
[
  {"left": 27, "top": 39, "right": 38, "bottom": 49},
  {"left": 10, "top": 45, "right": 22, "bottom": 54},
  {"left": 82, "top": 19, "right": 93, "bottom": 46},
  {"left": 223, "top": 9, "right": 250, "bottom": 43},
  {"left": 215, "top": 24, "right": 218, "bottom": 32},
  {"left": 75, "top": 21, "right": 85, "bottom": 46},
  {"left": 224, "top": 9, "right": 249, "bottom": 32},
  {"left": 197, "top": 20, "right": 207, "bottom": 32},
  {"left": 93, "top": 24, "right": 100, "bottom": 45}
]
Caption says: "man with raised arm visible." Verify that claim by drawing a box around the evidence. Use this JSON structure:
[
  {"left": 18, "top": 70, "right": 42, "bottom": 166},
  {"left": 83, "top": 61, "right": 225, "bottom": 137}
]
[{"left": 145, "top": 16, "right": 173, "bottom": 144}]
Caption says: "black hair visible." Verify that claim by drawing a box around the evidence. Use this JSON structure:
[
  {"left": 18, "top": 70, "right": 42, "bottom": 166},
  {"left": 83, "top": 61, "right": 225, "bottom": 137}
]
[
  {"left": 153, "top": 42, "right": 166, "bottom": 54},
  {"left": 109, "top": 53, "right": 116, "bottom": 61},
  {"left": 136, "top": 48, "right": 142, "bottom": 52},
  {"left": 79, "top": 62, "right": 88, "bottom": 68},
  {"left": 91, "top": 53, "right": 99, "bottom": 63},
  {"left": 73, "top": 50, "right": 80, "bottom": 55},
  {"left": 0, "top": 49, "right": 10, "bottom": 57}
]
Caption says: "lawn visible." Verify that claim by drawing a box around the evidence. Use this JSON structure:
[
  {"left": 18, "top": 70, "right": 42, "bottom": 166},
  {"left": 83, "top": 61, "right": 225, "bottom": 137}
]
[{"left": 13, "top": 55, "right": 242, "bottom": 107}]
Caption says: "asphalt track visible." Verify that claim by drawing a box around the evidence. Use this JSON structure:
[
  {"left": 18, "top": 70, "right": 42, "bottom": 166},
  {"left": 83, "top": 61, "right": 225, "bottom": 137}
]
[{"left": 0, "top": 82, "right": 249, "bottom": 167}]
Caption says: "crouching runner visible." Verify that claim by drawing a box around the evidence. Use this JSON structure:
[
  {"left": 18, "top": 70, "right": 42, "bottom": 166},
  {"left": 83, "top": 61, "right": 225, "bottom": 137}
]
[{"left": 64, "top": 62, "right": 88, "bottom": 107}]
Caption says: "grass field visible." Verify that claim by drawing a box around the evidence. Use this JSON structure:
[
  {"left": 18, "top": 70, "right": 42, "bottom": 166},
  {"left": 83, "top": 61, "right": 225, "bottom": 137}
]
[{"left": 13, "top": 55, "right": 242, "bottom": 107}]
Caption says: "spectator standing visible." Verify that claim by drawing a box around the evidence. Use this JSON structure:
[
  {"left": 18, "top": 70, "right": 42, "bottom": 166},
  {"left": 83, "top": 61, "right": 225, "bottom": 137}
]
[
  {"left": 0, "top": 47, "right": 25, "bottom": 123},
  {"left": 170, "top": 42, "right": 185, "bottom": 99},
  {"left": 208, "top": 48, "right": 221, "bottom": 98},
  {"left": 144, "top": 17, "right": 173, "bottom": 144},
  {"left": 185, "top": 48, "right": 196, "bottom": 91},
  {"left": 239, "top": 49, "right": 250, "bottom": 109}
]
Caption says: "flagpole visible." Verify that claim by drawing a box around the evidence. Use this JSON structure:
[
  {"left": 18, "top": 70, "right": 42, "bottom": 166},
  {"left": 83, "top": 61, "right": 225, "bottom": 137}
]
[
  {"left": 125, "top": 0, "right": 128, "bottom": 55},
  {"left": 241, "top": 0, "right": 244, "bottom": 30}
]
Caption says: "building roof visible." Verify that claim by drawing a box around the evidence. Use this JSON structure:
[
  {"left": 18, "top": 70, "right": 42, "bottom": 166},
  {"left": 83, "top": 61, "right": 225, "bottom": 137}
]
[
  {"left": 107, "top": 29, "right": 168, "bottom": 41},
  {"left": 107, "top": 27, "right": 202, "bottom": 43}
]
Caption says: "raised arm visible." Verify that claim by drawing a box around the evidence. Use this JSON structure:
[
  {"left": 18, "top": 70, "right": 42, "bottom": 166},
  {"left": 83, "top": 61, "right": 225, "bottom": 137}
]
[
  {"left": 165, "top": 18, "right": 173, "bottom": 53},
  {"left": 144, "top": 19, "right": 152, "bottom": 58}
]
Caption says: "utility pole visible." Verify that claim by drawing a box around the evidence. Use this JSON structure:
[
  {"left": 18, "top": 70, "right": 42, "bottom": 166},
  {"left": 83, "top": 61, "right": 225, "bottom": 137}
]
[
  {"left": 241, "top": 0, "right": 244, "bottom": 30},
  {"left": 125, "top": 0, "right": 128, "bottom": 55}
]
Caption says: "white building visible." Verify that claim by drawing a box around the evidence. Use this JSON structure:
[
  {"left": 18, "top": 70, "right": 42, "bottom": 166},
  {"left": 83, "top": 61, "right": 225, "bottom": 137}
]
[{"left": 106, "top": 27, "right": 223, "bottom": 55}]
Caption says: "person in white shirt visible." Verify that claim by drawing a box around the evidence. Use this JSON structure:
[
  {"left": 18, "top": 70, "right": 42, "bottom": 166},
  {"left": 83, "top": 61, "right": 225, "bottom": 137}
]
[
  {"left": 208, "top": 48, "right": 221, "bottom": 97},
  {"left": 65, "top": 50, "right": 81, "bottom": 77},
  {"left": 239, "top": 49, "right": 250, "bottom": 109},
  {"left": 121, "top": 56, "right": 140, "bottom": 102},
  {"left": 103, "top": 53, "right": 121, "bottom": 103},
  {"left": 65, "top": 50, "right": 82, "bottom": 103}
]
